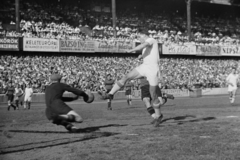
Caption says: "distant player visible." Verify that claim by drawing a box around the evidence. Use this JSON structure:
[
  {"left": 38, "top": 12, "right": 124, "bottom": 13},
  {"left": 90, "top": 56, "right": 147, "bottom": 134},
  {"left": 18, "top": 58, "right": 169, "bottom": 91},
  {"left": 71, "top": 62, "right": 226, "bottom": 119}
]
[
  {"left": 140, "top": 77, "right": 174, "bottom": 123},
  {"left": 24, "top": 83, "right": 33, "bottom": 110},
  {"left": 45, "top": 74, "right": 94, "bottom": 132},
  {"left": 14, "top": 84, "right": 24, "bottom": 110},
  {"left": 125, "top": 80, "right": 134, "bottom": 105},
  {"left": 98, "top": 29, "right": 164, "bottom": 127},
  {"left": 104, "top": 74, "right": 115, "bottom": 110},
  {"left": 5, "top": 82, "right": 16, "bottom": 111},
  {"left": 226, "top": 67, "right": 239, "bottom": 104}
]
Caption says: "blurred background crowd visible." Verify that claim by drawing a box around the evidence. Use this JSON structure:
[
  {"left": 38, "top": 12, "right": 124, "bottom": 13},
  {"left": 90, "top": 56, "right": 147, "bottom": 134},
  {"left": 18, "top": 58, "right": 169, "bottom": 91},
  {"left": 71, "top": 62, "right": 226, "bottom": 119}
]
[
  {"left": 0, "top": 0, "right": 240, "bottom": 45},
  {"left": 0, "top": 55, "right": 239, "bottom": 93},
  {"left": 0, "top": 0, "right": 240, "bottom": 93}
]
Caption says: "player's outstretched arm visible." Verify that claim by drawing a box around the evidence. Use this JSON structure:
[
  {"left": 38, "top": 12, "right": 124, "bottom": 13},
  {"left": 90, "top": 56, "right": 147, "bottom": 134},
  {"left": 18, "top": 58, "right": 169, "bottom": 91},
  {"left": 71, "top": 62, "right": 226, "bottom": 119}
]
[
  {"left": 64, "top": 84, "right": 88, "bottom": 99},
  {"left": 127, "top": 42, "right": 150, "bottom": 53},
  {"left": 61, "top": 96, "right": 79, "bottom": 102}
]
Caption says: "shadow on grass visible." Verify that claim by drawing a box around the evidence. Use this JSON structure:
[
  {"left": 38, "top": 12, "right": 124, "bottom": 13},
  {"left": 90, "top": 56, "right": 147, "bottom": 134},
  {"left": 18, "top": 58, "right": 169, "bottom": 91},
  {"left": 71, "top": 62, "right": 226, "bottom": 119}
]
[
  {"left": 0, "top": 124, "right": 127, "bottom": 134},
  {"left": 0, "top": 124, "right": 123, "bottom": 155},
  {"left": 162, "top": 115, "right": 216, "bottom": 125}
]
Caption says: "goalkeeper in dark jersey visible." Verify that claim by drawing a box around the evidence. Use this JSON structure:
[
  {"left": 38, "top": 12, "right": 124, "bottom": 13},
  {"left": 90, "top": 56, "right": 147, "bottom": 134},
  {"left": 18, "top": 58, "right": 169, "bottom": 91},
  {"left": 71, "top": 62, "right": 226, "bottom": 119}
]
[{"left": 45, "top": 74, "right": 93, "bottom": 132}]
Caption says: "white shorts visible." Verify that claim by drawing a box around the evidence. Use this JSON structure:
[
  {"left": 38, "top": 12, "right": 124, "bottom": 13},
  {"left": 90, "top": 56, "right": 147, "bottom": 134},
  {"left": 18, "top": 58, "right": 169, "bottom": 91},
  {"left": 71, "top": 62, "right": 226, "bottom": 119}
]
[
  {"left": 228, "top": 85, "right": 237, "bottom": 92},
  {"left": 24, "top": 96, "right": 32, "bottom": 102},
  {"left": 136, "top": 64, "right": 160, "bottom": 86}
]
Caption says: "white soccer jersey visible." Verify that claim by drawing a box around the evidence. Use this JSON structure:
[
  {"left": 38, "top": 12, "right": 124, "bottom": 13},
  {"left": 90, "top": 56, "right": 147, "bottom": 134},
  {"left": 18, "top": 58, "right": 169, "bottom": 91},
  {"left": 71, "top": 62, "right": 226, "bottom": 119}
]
[
  {"left": 226, "top": 73, "right": 239, "bottom": 91},
  {"left": 25, "top": 87, "right": 33, "bottom": 98},
  {"left": 142, "top": 38, "right": 159, "bottom": 66},
  {"left": 136, "top": 38, "right": 160, "bottom": 86}
]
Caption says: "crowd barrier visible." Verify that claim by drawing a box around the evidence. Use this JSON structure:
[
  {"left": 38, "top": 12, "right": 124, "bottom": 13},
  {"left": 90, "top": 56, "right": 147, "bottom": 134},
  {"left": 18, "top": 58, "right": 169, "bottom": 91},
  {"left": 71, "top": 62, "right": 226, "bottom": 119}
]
[
  {"left": 160, "top": 44, "right": 240, "bottom": 56},
  {"left": 0, "top": 37, "right": 20, "bottom": 51},
  {"left": 1, "top": 37, "right": 239, "bottom": 56},
  {"left": 0, "top": 91, "right": 129, "bottom": 103},
  {"left": 0, "top": 88, "right": 236, "bottom": 104}
]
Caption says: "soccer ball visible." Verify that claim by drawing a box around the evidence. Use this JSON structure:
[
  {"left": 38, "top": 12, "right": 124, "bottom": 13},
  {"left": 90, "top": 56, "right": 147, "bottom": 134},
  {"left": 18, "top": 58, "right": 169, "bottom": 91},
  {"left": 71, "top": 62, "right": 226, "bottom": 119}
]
[{"left": 84, "top": 90, "right": 94, "bottom": 103}]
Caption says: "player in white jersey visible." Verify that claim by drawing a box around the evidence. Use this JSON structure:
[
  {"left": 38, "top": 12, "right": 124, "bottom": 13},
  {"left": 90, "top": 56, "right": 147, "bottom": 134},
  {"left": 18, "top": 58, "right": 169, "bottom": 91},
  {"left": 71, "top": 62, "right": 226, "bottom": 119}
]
[
  {"left": 226, "top": 67, "right": 239, "bottom": 104},
  {"left": 98, "top": 29, "right": 164, "bottom": 127},
  {"left": 24, "top": 83, "right": 33, "bottom": 109}
]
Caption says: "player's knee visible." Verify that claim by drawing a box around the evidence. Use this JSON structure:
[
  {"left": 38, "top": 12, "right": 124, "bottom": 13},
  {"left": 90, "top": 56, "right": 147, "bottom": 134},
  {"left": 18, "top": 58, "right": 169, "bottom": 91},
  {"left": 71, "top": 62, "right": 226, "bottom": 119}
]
[
  {"left": 67, "top": 114, "right": 75, "bottom": 122},
  {"left": 143, "top": 97, "right": 151, "bottom": 106},
  {"left": 75, "top": 116, "right": 83, "bottom": 123}
]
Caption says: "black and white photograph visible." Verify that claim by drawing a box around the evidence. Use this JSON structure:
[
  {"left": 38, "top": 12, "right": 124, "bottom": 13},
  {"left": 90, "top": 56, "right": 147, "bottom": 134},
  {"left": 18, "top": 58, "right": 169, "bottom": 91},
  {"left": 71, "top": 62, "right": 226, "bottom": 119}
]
[{"left": 0, "top": 0, "right": 240, "bottom": 159}]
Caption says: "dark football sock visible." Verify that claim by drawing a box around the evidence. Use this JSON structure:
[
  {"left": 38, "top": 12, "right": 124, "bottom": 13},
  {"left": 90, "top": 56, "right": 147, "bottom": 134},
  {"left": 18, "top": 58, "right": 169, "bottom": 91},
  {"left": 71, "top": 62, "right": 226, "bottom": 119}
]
[{"left": 147, "top": 106, "right": 155, "bottom": 115}]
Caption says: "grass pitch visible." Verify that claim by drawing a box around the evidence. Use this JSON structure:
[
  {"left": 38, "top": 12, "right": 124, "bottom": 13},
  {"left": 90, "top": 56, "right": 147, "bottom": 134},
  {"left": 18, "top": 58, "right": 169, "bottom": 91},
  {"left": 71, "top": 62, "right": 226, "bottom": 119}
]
[{"left": 0, "top": 96, "right": 240, "bottom": 160}]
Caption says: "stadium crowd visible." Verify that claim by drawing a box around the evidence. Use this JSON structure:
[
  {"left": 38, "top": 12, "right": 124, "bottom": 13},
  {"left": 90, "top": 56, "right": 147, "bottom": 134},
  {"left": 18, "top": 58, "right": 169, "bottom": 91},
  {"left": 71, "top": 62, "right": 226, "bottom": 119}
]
[
  {"left": 0, "top": 0, "right": 240, "bottom": 93},
  {"left": 0, "top": 0, "right": 240, "bottom": 45},
  {"left": 0, "top": 55, "right": 239, "bottom": 93}
]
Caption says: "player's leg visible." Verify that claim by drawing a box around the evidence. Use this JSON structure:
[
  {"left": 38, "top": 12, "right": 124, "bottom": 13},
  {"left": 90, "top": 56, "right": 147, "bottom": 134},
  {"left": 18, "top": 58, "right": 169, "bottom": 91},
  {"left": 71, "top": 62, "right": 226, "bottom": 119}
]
[
  {"left": 148, "top": 72, "right": 164, "bottom": 127},
  {"left": 231, "top": 89, "right": 237, "bottom": 104},
  {"left": 126, "top": 95, "right": 129, "bottom": 105},
  {"left": 66, "top": 110, "right": 83, "bottom": 123},
  {"left": 101, "top": 68, "right": 142, "bottom": 99},
  {"left": 52, "top": 118, "right": 76, "bottom": 132},
  {"left": 15, "top": 99, "right": 19, "bottom": 110},
  {"left": 50, "top": 110, "right": 82, "bottom": 132},
  {"left": 229, "top": 91, "right": 233, "bottom": 101},
  {"left": 7, "top": 99, "right": 11, "bottom": 111},
  {"left": 149, "top": 85, "right": 162, "bottom": 121},
  {"left": 23, "top": 97, "right": 27, "bottom": 109},
  {"left": 27, "top": 97, "right": 32, "bottom": 109},
  {"left": 141, "top": 85, "right": 157, "bottom": 123},
  {"left": 106, "top": 89, "right": 112, "bottom": 110},
  {"left": 10, "top": 95, "right": 16, "bottom": 110},
  {"left": 143, "top": 97, "right": 156, "bottom": 119},
  {"left": 107, "top": 99, "right": 112, "bottom": 110},
  {"left": 128, "top": 95, "right": 132, "bottom": 105}
]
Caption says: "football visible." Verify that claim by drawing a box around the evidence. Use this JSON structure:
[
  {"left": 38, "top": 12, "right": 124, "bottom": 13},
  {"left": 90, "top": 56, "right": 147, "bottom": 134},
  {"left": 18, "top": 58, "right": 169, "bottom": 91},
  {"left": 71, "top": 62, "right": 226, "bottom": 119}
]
[{"left": 84, "top": 90, "right": 94, "bottom": 103}]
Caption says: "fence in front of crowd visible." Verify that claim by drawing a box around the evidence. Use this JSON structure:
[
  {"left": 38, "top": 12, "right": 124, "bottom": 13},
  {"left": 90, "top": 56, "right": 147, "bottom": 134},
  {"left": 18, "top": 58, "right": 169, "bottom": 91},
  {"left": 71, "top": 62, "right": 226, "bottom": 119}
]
[
  {"left": 0, "top": 88, "right": 238, "bottom": 104},
  {"left": 1, "top": 37, "right": 240, "bottom": 56}
]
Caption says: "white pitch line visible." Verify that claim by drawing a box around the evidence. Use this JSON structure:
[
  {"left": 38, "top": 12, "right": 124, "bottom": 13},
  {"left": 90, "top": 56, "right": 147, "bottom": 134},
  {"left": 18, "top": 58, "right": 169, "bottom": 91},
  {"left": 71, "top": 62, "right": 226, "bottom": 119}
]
[{"left": 225, "top": 116, "right": 239, "bottom": 118}]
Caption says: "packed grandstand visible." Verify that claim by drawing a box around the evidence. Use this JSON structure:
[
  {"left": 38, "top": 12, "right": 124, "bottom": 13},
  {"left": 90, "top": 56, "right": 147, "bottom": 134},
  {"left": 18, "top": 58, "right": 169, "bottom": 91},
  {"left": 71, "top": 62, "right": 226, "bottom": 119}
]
[{"left": 0, "top": 0, "right": 240, "bottom": 93}]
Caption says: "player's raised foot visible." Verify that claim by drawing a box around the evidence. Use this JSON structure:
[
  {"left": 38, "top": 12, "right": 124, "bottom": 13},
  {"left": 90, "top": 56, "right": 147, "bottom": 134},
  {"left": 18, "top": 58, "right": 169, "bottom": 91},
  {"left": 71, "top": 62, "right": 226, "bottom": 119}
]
[
  {"left": 165, "top": 94, "right": 174, "bottom": 100},
  {"left": 98, "top": 91, "right": 113, "bottom": 100},
  {"left": 153, "top": 114, "right": 163, "bottom": 127},
  {"left": 162, "top": 97, "right": 168, "bottom": 105}
]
